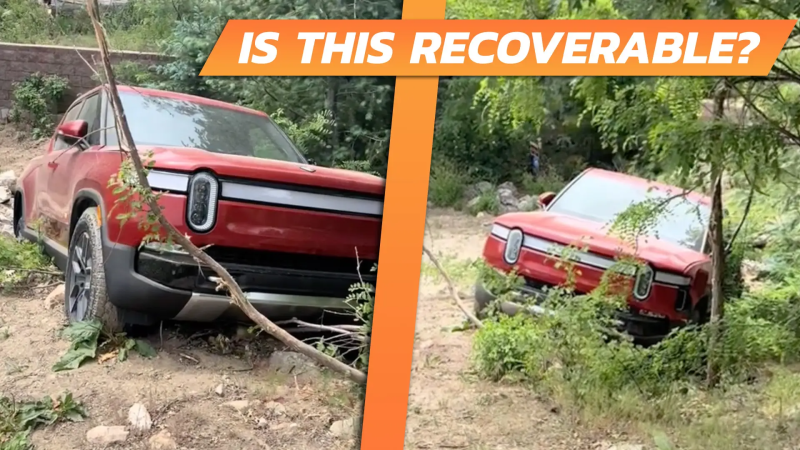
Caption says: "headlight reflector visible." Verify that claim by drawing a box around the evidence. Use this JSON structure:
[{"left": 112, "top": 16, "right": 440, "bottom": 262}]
[
  {"left": 504, "top": 229, "right": 524, "bottom": 265},
  {"left": 633, "top": 264, "right": 654, "bottom": 300},
  {"left": 186, "top": 172, "right": 218, "bottom": 233}
]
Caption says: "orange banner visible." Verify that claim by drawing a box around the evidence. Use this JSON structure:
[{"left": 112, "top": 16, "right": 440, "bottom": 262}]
[{"left": 200, "top": 19, "right": 796, "bottom": 77}]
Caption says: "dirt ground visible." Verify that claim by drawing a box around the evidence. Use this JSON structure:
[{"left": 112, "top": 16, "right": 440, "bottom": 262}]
[{"left": 404, "top": 209, "right": 639, "bottom": 450}]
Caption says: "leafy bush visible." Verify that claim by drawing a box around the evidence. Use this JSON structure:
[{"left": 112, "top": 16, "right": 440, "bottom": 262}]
[
  {"left": 520, "top": 169, "right": 567, "bottom": 196},
  {"left": 0, "top": 235, "right": 53, "bottom": 288},
  {"left": 0, "top": 392, "right": 86, "bottom": 450},
  {"left": 9, "top": 73, "right": 69, "bottom": 139},
  {"left": 428, "top": 159, "right": 469, "bottom": 207},
  {"left": 468, "top": 190, "right": 500, "bottom": 216}
]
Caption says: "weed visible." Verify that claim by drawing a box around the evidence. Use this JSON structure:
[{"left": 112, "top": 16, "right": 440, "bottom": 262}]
[
  {"left": 468, "top": 190, "right": 501, "bottom": 216},
  {"left": 8, "top": 73, "right": 69, "bottom": 139},
  {"left": 0, "top": 392, "right": 86, "bottom": 450},
  {"left": 0, "top": 235, "right": 55, "bottom": 289},
  {"left": 53, "top": 319, "right": 156, "bottom": 372},
  {"left": 429, "top": 159, "right": 469, "bottom": 208}
]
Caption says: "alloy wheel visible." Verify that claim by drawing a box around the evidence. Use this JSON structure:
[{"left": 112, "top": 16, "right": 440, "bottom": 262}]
[{"left": 67, "top": 232, "right": 93, "bottom": 321}]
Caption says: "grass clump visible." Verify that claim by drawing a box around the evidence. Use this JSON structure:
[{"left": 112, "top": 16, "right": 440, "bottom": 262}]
[
  {"left": 0, "top": 235, "right": 54, "bottom": 289},
  {"left": 0, "top": 392, "right": 87, "bottom": 450}
]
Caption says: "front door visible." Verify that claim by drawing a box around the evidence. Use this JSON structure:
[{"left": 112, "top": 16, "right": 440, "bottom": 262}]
[
  {"left": 48, "top": 92, "right": 104, "bottom": 248},
  {"left": 36, "top": 100, "right": 85, "bottom": 243}
]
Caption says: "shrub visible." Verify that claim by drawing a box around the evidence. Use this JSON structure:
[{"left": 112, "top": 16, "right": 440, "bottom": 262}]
[
  {"left": 467, "top": 190, "right": 500, "bottom": 215},
  {"left": 428, "top": 159, "right": 469, "bottom": 208},
  {"left": 9, "top": 73, "right": 69, "bottom": 139},
  {"left": 0, "top": 234, "right": 53, "bottom": 289}
]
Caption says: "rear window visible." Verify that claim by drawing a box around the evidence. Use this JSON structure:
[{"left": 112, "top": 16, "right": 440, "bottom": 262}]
[
  {"left": 106, "top": 91, "right": 306, "bottom": 164},
  {"left": 547, "top": 172, "right": 709, "bottom": 251}
]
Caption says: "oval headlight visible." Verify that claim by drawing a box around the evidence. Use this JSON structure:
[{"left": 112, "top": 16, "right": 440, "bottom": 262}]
[
  {"left": 186, "top": 172, "right": 219, "bottom": 233},
  {"left": 504, "top": 229, "right": 524, "bottom": 265},
  {"left": 633, "top": 264, "right": 654, "bottom": 300}
]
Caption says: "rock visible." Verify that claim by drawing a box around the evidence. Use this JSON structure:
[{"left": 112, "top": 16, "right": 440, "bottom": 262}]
[
  {"left": 330, "top": 417, "right": 361, "bottom": 437},
  {"left": 214, "top": 383, "right": 224, "bottom": 396},
  {"left": 466, "top": 196, "right": 482, "bottom": 210},
  {"left": 270, "top": 422, "right": 298, "bottom": 431},
  {"left": 256, "top": 417, "right": 268, "bottom": 428},
  {"left": 475, "top": 181, "right": 493, "bottom": 194},
  {"left": 0, "top": 186, "right": 10, "bottom": 205},
  {"left": 463, "top": 181, "right": 494, "bottom": 201},
  {"left": 497, "top": 181, "right": 517, "bottom": 197},
  {"left": 264, "top": 401, "right": 286, "bottom": 416},
  {"left": 517, "top": 195, "right": 536, "bottom": 211},
  {"left": 43, "top": 284, "right": 65, "bottom": 310},
  {"left": 267, "top": 351, "right": 319, "bottom": 377},
  {"left": 0, "top": 171, "right": 15, "bottom": 192},
  {"left": 497, "top": 187, "right": 517, "bottom": 207},
  {"left": 86, "top": 425, "right": 129, "bottom": 445},
  {"left": 148, "top": 430, "right": 177, "bottom": 450},
  {"left": 128, "top": 403, "right": 152, "bottom": 431},
  {"left": 476, "top": 211, "right": 486, "bottom": 218},
  {"left": 223, "top": 400, "right": 250, "bottom": 413}
]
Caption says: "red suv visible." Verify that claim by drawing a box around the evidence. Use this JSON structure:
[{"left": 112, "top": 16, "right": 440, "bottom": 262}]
[
  {"left": 476, "top": 168, "right": 712, "bottom": 342},
  {"left": 12, "top": 85, "right": 383, "bottom": 331}
]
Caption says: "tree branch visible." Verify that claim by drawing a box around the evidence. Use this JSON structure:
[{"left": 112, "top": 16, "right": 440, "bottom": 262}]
[
  {"left": 84, "top": 0, "right": 367, "bottom": 385},
  {"left": 422, "top": 245, "right": 483, "bottom": 328}
]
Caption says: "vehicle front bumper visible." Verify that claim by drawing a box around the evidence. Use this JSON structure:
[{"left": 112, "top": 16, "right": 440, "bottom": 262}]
[
  {"left": 101, "top": 242, "right": 370, "bottom": 325},
  {"left": 474, "top": 281, "right": 675, "bottom": 344}
]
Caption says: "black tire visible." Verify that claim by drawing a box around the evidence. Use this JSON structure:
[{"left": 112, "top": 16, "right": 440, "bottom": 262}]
[
  {"left": 64, "top": 207, "right": 122, "bottom": 333},
  {"left": 13, "top": 195, "right": 24, "bottom": 241},
  {"left": 690, "top": 297, "right": 710, "bottom": 325}
]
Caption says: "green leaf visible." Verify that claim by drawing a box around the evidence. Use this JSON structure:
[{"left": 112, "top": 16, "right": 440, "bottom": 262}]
[
  {"left": 134, "top": 340, "right": 157, "bottom": 358},
  {"left": 52, "top": 345, "right": 96, "bottom": 372}
]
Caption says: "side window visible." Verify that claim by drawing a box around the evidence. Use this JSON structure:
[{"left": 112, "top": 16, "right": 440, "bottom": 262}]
[
  {"left": 53, "top": 102, "right": 84, "bottom": 152},
  {"left": 104, "top": 99, "right": 119, "bottom": 147},
  {"left": 76, "top": 94, "right": 101, "bottom": 146}
]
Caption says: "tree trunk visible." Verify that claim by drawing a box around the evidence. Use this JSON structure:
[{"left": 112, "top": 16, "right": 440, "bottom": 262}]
[
  {"left": 326, "top": 76, "right": 340, "bottom": 153},
  {"left": 85, "top": 0, "right": 367, "bottom": 385},
  {"left": 706, "top": 89, "right": 728, "bottom": 388}
]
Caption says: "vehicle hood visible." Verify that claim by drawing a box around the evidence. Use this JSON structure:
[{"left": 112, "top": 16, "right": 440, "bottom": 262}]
[
  {"left": 139, "top": 146, "right": 385, "bottom": 197},
  {"left": 496, "top": 211, "right": 708, "bottom": 273}
]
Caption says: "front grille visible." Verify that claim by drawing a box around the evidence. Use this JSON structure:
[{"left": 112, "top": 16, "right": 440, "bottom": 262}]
[
  {"left": 203, "top": 246, "right": 376, "bottom": 276},
  {"left": 525, "top": 276, "right": 587, "bottom": 294}
]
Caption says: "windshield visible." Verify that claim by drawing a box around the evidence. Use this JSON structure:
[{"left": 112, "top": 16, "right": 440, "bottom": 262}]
[
  {"left": 547, "top": 173, "right": 710, "bottom": 251},
  {"left": 106, "top": 91, "right": 306, "bottom": 164}
]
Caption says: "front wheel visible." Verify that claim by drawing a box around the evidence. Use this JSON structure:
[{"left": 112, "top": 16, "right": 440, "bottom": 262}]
[{"left": 64, "top": 207, "right": 122, "bottom": 333}]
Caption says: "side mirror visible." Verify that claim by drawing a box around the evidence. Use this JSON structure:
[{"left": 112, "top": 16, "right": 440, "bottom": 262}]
[
  {"left": 537, "top": 192, "right": 556, "bottom": 209},
  {"left": 57, "top": 120, "right": 88, "bottom": 145}
]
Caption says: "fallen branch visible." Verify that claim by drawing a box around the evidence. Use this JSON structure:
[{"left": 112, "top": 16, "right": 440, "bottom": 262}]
[
  {"left": 85, "top": 0, "right": 367, "bottom": 385},
  {"left": 422, "top": 245, "right": 483, "bottom": 328}
]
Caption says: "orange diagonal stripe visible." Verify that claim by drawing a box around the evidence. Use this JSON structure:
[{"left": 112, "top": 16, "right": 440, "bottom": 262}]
[{"left": 358, "top": 1, "right": 445, "bottom": 450}]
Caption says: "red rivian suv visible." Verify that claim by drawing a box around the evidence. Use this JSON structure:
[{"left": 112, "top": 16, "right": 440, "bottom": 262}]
[
  {"left": 476, "top": 168, "right": 713, "bottom": 342},
  {"left": 12, "top": 85, "right": 383, "bottom": 332}
]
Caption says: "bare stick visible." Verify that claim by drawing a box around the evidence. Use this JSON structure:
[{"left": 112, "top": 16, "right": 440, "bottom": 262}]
[
  {"left": 84, "top": 0, "right": 366, "bottom": 385},
  {"left": 422, "top": 245, "right": 483, "bottom": 328}
]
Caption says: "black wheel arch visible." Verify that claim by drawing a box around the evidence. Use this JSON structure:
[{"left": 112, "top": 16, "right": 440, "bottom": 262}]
[{"left": 69, "top": 189, "right": 109, "bottom": 245}]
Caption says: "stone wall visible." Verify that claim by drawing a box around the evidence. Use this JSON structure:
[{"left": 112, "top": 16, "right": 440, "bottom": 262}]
[{"left": 0, "top": 42, "right": 167, "bottom": 112}]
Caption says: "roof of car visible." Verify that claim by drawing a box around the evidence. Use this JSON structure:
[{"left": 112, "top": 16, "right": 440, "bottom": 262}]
[
  {"left": 79, "top": 84, "right": 268, "bottom": 118},
  {"left": 582, "top": 167, "right": 711, "bottom": 206}
]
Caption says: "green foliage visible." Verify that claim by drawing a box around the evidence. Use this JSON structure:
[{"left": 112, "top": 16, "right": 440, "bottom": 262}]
[
  {"left": 428, "top": 159, "right": 469, "bottom": 207},
  {"left": 91, "top": 61, "right": 161, "bottom": 87},
  {"left": 8, "top": 73, "right": 69, "bottom": 139},
  {"left": 0, "top": 392, "right": 86, "bottom": 450},
  {"left": 0, "top": 0, "right": 194, "bottom": 50},
  {"left": 468, "top": 190, "right": 501, "bottom": 216},
  {"left": 519, "top": 169, "right": 567, "bottom": 196},
  {"left": 53, "top": 319, "right": 156, "bottom": 372},
  {"left": 0, "top": 235, "right": 53, "bottom": 289},
  {"left": 151, "top": 0, "right": 401, "bottom": 174}
]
